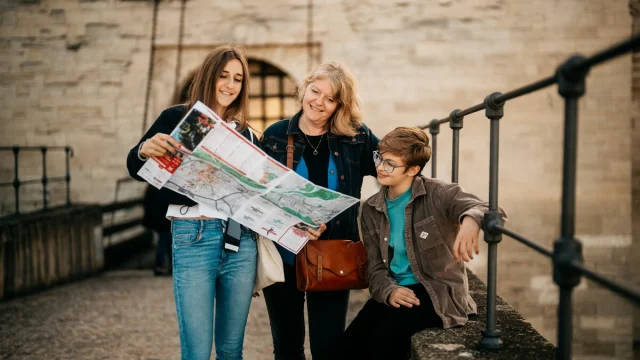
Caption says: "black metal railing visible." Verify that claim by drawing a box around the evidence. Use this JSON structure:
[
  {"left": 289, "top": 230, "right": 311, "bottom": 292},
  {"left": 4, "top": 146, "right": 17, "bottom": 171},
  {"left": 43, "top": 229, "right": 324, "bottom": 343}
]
[
  {"left": 0, "top": 146, "right": 74, "bottom": 215},
  {"left": 100, "top": 195, "right": 152, "bottom": 270},
  {"left": 101, "top": 198, "right": 145, "bottom": 238},
  {"left": 419, "top": 35, "right": 640, "bottom": 360},
  {"left": 99, "top": 177, "right": 151, "bottom": 269},
  {"left": 103, "top": 177, "right": 145, "bottom": 244}
]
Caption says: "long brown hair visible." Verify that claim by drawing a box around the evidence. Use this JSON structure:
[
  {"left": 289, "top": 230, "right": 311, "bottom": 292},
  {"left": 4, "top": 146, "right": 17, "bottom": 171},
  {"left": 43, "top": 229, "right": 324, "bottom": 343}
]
[
  {"left": 297, "top": 61, "right": 362, "bottom": 137},
  {"left": 186, "top": 45, "right": 250, "bottom": 130}
]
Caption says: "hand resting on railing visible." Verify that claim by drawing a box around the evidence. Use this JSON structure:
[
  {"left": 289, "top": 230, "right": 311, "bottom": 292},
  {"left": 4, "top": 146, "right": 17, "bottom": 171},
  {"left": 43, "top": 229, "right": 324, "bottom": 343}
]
[{"left": 453, "top": 216, "right": 481, "bottom": 262}]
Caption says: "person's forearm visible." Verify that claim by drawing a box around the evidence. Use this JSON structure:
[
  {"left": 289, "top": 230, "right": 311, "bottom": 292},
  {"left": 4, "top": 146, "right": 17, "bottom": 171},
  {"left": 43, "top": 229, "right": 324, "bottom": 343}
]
[{"left": 460, "top": 215, "right": 481, "bottom": 230}]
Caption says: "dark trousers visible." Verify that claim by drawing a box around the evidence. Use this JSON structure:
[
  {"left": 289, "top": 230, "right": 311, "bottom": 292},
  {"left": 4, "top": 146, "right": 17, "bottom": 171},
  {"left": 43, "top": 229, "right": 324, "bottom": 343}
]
[
  {"left": 263, "top": 264, "right": 350, "bottom": 360},
  {"left": 338, "top": 283, "right": 442, "bottom": 360}
]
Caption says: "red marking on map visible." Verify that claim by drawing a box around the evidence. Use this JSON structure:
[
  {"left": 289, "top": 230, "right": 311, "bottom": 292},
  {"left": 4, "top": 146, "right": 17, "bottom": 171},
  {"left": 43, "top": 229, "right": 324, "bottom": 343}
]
[
  {"left": 152, "top": 155, "right": 183, "bottom": 174},
  {"left": 291, "top": 227, "right": 307, "bottom": 237},
  {"left": 261, "top": 227, "right": 277, "bottom": 236}
]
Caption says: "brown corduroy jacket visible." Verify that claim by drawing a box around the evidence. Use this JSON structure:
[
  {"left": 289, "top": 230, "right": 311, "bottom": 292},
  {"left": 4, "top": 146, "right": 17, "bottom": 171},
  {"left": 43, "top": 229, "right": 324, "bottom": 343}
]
[{"left": 360, "top": 175, "right": 507, "bottom": 328}]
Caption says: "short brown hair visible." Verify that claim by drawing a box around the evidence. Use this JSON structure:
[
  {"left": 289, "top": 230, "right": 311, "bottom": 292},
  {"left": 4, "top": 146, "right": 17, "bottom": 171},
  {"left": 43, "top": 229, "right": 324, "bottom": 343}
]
[
  {"left": 297, "top": 61, "right": 362, "bottom": 137},
  {"left": 186, "top": 45, "right": 250, "bottom": 131},
  {"left": 378, "top": 127, "right": 432, "bottom": 174}
]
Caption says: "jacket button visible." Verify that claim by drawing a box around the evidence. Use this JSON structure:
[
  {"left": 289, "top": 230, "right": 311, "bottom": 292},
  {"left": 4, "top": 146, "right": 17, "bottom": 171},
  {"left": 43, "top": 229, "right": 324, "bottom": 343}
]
[
  {"left": 273, "top": 145, "right": 277, "bottom": 150},
  {"left": 330, "top": 170, "right": 335, "bottom": 174},
  {"left": 352, "top": 137, "right": 356, "bottom": 142},
  {"left": 383, "top": 259, "right": 387, "bottom": 263},
  {"left": 340, "top": 175, "right": 345, "bottom": 180},
  {"left": 336, "top": 220, "right": 341, "bottom": 225},
  {"left": 334, "top": 152, "right": 339, "bottom": 156},
  {"left": 384, "top": 237, "right": 387, "bottom": 241}
]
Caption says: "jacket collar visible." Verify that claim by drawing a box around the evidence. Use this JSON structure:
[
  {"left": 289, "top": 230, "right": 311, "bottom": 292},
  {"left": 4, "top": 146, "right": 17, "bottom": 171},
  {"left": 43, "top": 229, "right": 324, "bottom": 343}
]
[
  {"left": 367, "top": 175, "right": 428, "bottom": 212},
  {"left": 286, "top": 111, "right": 303, "bottom": 136},
  {"left": 287, "top": 110, "right": 338, "bottom": 139}
]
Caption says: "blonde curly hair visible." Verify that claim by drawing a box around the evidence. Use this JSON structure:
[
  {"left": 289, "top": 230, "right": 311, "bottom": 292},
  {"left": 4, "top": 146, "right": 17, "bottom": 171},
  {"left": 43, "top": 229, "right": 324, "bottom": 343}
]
[{"left": 297, "top": 61, "right": 363, "bottom": 137}]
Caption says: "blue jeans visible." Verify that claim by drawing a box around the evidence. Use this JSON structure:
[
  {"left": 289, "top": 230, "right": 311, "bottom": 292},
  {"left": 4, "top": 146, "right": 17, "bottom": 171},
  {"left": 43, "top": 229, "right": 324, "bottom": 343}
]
[{"left": 172, "top": 219, "right": 257, "bottom": 360}]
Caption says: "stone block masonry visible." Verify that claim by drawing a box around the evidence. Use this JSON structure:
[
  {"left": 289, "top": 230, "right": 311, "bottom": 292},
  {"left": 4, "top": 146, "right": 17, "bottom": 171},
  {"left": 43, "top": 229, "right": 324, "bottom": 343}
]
[{"left": 0, "top": 1, "right": 636, "bottom": 358}]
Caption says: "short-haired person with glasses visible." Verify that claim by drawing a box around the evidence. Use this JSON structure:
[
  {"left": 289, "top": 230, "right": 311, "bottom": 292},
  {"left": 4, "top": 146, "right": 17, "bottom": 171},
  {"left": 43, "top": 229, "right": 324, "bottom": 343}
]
[{"left": 338, "top": 127, "right": 507, "bottom": 360}]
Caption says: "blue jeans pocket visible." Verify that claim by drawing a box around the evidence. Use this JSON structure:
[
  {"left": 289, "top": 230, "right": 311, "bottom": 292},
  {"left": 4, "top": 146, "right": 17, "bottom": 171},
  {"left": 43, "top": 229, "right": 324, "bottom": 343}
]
[
  {"left": 172, "top": 220, "right": 202, "bottom": 248},
  {"left": 173, "top": 232, "right": 201, "bottom": 248}
]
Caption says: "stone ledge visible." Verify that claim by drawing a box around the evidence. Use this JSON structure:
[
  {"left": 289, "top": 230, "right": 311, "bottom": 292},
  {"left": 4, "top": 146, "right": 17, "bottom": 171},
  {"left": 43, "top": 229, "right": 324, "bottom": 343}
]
[{"left": 411, "top": 271, "right": 556, "bottom": 359}]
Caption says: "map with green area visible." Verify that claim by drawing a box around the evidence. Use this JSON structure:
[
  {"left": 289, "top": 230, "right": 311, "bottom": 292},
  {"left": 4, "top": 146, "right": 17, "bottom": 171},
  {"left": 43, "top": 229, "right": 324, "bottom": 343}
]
[
  {"left": 192, "top": 149, "right": 266, "bottom": 191},
  {"left": 260, "top": 178, "right": 358, "bottom": 226}
]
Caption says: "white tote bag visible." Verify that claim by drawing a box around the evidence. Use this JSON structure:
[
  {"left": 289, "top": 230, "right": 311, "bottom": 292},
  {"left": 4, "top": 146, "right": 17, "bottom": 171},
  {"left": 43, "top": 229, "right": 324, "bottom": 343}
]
[{"left": 254, "top": 235, "right": 285, "bottom": 292}]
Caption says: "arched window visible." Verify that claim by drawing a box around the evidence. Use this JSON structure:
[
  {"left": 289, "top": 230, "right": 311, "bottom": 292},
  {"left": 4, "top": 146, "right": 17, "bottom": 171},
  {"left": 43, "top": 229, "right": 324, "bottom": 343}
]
[{"left": 248, "top": 59, "right": 299, "bottom": 133}]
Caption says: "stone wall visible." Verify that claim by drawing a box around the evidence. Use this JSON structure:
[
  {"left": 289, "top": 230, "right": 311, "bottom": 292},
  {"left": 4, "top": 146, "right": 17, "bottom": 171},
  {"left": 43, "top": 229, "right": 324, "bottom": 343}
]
[
  {"left": 0, "top": 0, "right": 152, "bottom": 214},
  {"left": 0, "top": 0, "right": 636, "bottom": 358}
]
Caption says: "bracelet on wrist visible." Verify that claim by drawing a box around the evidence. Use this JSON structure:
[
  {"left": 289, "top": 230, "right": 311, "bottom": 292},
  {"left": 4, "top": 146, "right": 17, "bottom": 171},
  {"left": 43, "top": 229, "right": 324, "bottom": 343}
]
[{"left": 137, "top": 140, "right": 149, "bottom": 161}]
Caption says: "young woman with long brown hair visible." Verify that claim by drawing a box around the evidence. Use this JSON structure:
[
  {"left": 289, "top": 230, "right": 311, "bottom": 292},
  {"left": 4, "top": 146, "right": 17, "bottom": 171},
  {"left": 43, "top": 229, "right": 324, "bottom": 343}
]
[{"left": 127, "top": 45, "right": 257, "bottom": 360}]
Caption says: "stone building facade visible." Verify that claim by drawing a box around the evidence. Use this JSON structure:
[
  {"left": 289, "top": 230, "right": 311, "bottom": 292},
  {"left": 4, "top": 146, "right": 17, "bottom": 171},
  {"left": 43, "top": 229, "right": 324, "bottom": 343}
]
[{"left": 0, "top": 0, "right": 637, "bottom": 358}]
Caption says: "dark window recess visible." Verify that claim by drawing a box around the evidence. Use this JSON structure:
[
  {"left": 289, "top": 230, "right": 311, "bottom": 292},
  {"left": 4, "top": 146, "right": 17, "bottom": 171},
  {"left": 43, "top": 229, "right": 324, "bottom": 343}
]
[{"left": 248, "top": 59, "right": 299, "bottom": 133}]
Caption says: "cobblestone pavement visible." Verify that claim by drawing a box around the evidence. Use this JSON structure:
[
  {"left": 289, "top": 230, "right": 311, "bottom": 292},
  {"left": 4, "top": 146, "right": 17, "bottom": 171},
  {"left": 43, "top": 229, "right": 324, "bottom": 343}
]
[{"left": 0, "top": 270, "right": 370, "bottom": 360}]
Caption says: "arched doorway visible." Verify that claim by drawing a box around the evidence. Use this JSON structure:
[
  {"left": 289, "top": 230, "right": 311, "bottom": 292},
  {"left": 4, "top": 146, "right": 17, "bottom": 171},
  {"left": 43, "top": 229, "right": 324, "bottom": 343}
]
[{"left": 175, "top": 59, "right": 299, "bottom": 133}]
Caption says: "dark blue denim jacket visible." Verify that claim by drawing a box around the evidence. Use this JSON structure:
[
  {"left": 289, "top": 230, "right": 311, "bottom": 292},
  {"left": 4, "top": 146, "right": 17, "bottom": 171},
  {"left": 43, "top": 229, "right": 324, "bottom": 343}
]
[{"left": 260, "top": 111, "right": 380, "bottom": 241}]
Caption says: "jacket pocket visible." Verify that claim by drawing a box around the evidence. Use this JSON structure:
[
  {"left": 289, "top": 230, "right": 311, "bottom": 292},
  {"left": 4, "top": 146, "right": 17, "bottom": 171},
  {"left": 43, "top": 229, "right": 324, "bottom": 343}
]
[
  {"left": 339, "top": 137, "right": 364, "bottom": 166},
  {"left": 339, "top": 138, "right": 365, "bottom": 192},
  {"left": 262, "top": 137, "right": 288, "bottom": 154},
  {"left": 415, "top": 216, "right": 445, "bottom": 252},
  {"left": 260, "top": 137, "right": 288, "bottom": 164},
  {"left": 414, "top": 216, "right": 455, "bottom": 275}
]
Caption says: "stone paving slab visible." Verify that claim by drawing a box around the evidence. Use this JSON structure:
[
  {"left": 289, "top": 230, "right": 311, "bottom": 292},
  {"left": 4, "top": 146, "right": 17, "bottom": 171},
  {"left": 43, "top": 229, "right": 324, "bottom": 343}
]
[{"left": 0, "top": 270, "right": 369, "bottom": 360}]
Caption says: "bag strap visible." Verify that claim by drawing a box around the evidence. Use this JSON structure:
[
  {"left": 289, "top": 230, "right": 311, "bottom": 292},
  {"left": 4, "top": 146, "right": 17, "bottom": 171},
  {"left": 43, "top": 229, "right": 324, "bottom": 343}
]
[
  {"left": 317, "top": 254, "right": 323, "bottom": 281},
  {"left": 286, "top": 135, "right": 295, "bottom": 169}
]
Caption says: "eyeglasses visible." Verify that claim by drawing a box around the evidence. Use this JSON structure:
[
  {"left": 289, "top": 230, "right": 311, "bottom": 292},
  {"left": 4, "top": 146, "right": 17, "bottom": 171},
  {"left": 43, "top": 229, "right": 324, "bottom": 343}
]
[{"left": 373, "top": 151, "right": 407, "bottom": 174}]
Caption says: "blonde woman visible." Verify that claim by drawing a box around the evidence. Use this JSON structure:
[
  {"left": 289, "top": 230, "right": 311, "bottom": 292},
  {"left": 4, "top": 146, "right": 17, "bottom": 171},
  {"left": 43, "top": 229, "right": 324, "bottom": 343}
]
[
  {"left": 259, "top": 62, "right": 380, "bottom": 360},
  {"left": 127, "top": 45, "right": 258, "bottom": 360}
]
